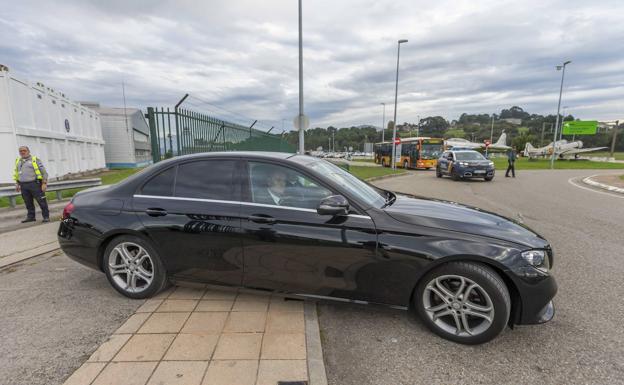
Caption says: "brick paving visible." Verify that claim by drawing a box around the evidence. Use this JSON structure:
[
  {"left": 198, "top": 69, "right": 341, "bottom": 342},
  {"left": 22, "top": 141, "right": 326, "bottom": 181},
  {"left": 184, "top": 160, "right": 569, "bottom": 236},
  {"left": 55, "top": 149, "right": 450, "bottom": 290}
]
[{"left": 62, "top": 286, "right": 308, "bottom": 385}]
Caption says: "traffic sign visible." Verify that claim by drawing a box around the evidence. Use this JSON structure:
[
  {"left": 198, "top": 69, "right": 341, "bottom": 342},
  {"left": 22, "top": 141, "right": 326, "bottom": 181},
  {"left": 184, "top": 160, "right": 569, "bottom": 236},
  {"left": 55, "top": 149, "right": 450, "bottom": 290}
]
[
  {"left": 562, "top": 120, "right": 597, "bottom": 135},
  {"left": 293, "top": 115, "right": 310, "bottom": 130},
  {"left": 484, "top": 140, "right": 491, "bottom": 147},
  {"left": 394, "top": 137, "right": 401, "bottom": 145}
]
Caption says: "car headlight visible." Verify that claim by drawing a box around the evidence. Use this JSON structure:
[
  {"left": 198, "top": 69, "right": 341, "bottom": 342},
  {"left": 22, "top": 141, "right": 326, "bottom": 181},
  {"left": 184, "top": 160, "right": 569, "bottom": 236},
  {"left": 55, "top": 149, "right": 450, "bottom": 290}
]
[
  {"left": 521, "top": 250, "right": 548, "bottom": 271},
  {"left": 459, "top": 162, "right": 469, "bottom": 166},
  {"left": 488, "top": 161, "right": 494, "bottom": 166}
]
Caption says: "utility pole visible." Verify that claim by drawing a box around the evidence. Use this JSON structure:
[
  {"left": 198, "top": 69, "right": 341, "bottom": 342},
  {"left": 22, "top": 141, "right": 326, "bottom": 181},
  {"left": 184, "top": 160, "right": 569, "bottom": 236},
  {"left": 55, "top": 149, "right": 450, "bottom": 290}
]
[
  {"left": 391, "top": 39, "right": 408, "bottom": 170},
  {"left": 611, "top": 120, "right": 619, "bottom": 158},
  {"left": 380, "top": 103, "right": 386, "bottom": 142},
  {"left": 550, "top": 60, "right": 571, "bottom": 169},
  {"left": 297, "top": 0, "right": 305, "bottom": 154},
  {"left": 541, "top": 122, "right": 546, "bottom": 147}
]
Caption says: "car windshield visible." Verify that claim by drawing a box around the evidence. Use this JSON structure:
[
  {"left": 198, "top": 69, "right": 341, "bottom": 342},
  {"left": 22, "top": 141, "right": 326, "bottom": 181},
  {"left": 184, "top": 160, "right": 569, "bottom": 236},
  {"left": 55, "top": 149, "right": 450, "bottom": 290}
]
[
  {"left": 305, "top": 160, "right": 386, "bottom": 209},
  {"left": 455, "top": 151, "right": 486, "bottom": 161},
  {"left": 421, "top": 143, "right": 444, "bottom": 159}
]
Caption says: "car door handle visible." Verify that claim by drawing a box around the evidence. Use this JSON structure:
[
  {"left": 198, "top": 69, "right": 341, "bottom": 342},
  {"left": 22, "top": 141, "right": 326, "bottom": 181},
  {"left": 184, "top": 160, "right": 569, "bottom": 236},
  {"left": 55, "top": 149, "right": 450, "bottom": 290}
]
[
  {"left": 145, "top": 208, "right": 167, "bottom": 217},
  {"left": 248, "top": 215, "right": 275, "bottom": 224}
]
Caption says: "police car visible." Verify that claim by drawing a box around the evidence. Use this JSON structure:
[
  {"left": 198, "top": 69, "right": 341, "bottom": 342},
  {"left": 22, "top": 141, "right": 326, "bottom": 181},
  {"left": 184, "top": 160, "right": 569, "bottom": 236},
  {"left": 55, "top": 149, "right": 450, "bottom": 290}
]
[{"left": 436, "top": 149, "right": 495, "bottom": 181}]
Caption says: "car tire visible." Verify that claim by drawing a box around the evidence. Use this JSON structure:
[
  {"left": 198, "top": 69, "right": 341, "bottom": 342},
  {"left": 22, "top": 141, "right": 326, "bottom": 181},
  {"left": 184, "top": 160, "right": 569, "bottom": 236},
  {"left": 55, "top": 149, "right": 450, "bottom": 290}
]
[
  {"left": 452, "top": 170, "right": 461, "bottom": 181},
  {"left": 436, "top": 167, "right": 442, "bottom": 178},
  {"left": 414, "top": 261, "right": 511, "bottom": 345},
  {"left": 484, "top": 176, "right": 494, "bottom": 181},
  {"left": 103, "top": 235, "right": 169, "bottom": 299}
]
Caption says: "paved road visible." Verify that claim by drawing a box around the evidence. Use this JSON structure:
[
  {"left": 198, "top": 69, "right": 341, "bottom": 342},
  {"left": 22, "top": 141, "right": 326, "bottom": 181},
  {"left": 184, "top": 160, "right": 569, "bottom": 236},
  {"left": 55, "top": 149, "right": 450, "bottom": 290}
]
[
  {"left": 0, "top": 252, "right": 140, "bottom": 385},
  {"left": 319, "top": 170, "right": 624, "bottom": 385}
]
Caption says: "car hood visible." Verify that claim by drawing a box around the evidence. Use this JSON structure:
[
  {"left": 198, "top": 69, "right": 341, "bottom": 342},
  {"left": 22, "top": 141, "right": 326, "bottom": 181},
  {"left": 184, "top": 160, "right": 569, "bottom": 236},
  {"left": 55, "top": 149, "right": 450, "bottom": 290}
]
[{"left": 382, "top": 194, "right": 548, "bottom": 248}]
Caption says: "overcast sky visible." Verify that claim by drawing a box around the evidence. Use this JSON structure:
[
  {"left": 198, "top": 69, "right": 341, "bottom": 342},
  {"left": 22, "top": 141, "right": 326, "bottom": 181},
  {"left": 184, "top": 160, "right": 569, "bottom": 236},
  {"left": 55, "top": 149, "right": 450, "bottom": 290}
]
[{"left": 1, "top": 0, "right": 623, "bottom": 131}]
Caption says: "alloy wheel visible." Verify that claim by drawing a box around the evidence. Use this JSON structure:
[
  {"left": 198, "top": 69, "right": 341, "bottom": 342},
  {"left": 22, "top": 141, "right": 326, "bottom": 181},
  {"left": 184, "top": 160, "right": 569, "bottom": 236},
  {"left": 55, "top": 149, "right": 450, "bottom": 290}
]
[
  {"left": 108, "top": 242, "right": 154, "bottom": 293},
  {"left": 422, "top": 274, "right": 495, "bottom": 337}
]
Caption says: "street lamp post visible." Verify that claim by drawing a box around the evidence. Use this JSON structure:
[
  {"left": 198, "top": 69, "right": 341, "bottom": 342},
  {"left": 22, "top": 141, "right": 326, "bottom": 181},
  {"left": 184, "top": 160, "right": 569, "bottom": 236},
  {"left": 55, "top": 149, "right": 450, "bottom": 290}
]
[
  {"left": 559, "top": 106, "right": 568, "bottom": 142},
  {"left": 391, "top": 39, "right": 408, "bottom": 170},
  {"left": 550, "top": 60, "right": 571, "bottom": 169},
  {"left": 297, "top": 0, "right": 305, "bottom": 154},
  {"left": 380, "top": 103, "right": 386, "bottom": 142}
]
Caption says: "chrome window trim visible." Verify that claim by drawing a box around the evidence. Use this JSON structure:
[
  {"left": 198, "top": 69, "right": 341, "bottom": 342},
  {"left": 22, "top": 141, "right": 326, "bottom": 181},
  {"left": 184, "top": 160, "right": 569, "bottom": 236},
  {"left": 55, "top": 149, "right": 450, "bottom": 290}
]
[{"left": 133, "top": 194, "right": 372, "bottom": 219}]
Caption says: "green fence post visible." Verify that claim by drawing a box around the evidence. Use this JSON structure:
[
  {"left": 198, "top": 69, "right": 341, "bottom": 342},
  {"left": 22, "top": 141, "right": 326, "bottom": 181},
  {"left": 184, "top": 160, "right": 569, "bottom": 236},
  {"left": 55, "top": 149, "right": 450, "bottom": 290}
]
[{"left": 146, "top": 107, "right": 160, "bottom": 163}]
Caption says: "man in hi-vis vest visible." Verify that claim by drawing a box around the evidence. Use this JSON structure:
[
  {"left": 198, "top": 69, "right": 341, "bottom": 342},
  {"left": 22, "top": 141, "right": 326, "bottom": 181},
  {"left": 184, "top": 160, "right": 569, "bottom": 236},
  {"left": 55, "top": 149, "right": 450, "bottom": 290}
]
[{"left": 14, "top": 146, "right": 50, "bottom": 223}]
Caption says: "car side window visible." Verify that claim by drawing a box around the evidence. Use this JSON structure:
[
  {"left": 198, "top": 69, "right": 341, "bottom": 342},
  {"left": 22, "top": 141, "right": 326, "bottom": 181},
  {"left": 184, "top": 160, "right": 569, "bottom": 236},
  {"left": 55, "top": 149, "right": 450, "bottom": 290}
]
[
  {"left": 175, "top": 160, "right": 237, "bottom": 200},
  {"left": 141, "top": 166, "right": 176, "bottom": 196},
  {"left": 247, "top": 162, "right": 333, "bottom": 209}
]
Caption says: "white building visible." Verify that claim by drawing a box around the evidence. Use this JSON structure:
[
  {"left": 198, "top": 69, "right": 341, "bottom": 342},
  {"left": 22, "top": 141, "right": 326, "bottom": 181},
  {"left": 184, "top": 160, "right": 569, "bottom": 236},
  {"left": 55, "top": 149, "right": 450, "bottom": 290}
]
[
  {"left": 0, "top": 66, "right": 106, "bottom": 184},
  {"left": 82, "top": 103, "right": 152, "bottom": 168}
]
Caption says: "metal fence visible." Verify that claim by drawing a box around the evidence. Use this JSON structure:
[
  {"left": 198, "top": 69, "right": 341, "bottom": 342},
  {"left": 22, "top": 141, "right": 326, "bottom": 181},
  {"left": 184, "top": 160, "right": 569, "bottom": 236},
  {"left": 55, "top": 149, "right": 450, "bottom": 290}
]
[{"left": 146, "top": 107, "right": 294, "bottom": 163}]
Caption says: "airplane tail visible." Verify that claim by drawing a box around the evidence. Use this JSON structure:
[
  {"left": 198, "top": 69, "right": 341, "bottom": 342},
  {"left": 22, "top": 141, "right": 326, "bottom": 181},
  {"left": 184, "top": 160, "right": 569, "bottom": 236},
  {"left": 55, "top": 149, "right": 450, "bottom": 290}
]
[
  {"left": 524, "top": 142, "right": 535, "bottom": 157},
  {"left": 494, "top": 131, "right": 507, "bottom": 147}
]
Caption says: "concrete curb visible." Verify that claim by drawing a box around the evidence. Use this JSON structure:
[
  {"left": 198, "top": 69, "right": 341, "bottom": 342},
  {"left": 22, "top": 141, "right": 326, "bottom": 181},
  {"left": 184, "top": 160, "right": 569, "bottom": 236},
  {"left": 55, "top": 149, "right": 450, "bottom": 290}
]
[
  {"left": 305, "top": 301, "right": 328, "bottom": 385},
  {"left": 365, "top": 171, "right": 409, "bottom": 182},
  {"left": 582, "top": 175, "right": 624, "bottom": 194},
  {"left": 0, "top": 242, "right": 60, "bottom": 268}
]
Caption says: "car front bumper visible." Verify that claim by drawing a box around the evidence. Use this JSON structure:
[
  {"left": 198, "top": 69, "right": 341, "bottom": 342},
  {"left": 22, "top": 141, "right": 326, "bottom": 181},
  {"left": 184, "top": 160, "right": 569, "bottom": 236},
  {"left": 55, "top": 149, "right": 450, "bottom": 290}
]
[
  {"left": 456, "top": 166, "right": 495, "bottom": 178},
  {"left": 509, "top": 272, "right": 558, "bottom": 325}
]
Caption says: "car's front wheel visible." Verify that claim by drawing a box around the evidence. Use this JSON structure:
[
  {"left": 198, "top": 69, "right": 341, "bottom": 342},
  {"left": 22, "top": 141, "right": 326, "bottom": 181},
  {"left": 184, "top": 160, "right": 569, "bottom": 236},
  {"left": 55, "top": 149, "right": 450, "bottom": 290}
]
[
  {"left": 103, "top": 235, "right": 168, "bottom": 299},
  {"left": 414, "top": 261, "right": 510, "bottom": 344},
  {"left": 436, "top": 167, "right": 442, "bottom": 178}
]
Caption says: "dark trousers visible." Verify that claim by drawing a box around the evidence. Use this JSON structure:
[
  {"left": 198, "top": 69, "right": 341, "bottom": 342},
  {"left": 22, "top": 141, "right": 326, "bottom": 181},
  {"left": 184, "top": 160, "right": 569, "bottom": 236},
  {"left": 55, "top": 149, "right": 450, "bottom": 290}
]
[
  {"left": 20, "top": 181, "right": 49, "bottom": 219},
  {"left": 505, "top": 161, "right": 515, "bottom": 177}
]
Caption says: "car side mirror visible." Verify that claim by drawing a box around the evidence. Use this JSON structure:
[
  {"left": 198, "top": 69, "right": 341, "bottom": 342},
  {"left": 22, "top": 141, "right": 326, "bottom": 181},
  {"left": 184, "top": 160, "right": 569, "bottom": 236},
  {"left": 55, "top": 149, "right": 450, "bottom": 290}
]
[{"left": 317, "top": 195, "right": 349, "bottom": 216}]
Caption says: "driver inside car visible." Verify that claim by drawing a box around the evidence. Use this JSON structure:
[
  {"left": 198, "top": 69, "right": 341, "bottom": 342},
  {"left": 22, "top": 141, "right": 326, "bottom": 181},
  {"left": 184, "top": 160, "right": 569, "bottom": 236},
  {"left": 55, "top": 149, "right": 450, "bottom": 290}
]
[{"left": 254, "top": 168, "right": 290, "bottom": 206}]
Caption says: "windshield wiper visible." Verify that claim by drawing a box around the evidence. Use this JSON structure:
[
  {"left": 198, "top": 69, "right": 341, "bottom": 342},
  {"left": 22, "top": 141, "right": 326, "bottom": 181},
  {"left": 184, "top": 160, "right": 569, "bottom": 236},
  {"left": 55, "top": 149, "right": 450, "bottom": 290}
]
[{"left": 381, "top": 191, "right": 396, "bottom": 208}]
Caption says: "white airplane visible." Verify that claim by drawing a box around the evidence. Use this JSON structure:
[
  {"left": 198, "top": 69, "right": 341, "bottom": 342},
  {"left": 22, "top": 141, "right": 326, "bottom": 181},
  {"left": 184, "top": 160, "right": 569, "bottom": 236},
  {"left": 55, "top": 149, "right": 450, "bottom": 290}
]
[
  {"left": 446, "top": 132, "right": 511, "bottom": 151},
  {"left": 523, "top": 140, "right": 607, "bottom": 159}
]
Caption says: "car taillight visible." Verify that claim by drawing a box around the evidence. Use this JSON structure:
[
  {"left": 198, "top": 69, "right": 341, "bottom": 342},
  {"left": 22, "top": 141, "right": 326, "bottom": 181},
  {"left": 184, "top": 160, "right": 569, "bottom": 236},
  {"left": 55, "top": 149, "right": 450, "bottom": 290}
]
[{"left": 62, "top": 202, "right": 75, "bottom": 220}]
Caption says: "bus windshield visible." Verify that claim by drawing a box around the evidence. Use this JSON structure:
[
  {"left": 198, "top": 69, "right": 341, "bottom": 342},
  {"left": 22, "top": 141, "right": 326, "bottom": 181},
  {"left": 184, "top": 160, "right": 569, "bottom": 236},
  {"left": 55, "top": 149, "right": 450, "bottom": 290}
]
[{"left": 420, "top": 143, "right": 444, "bottom": 159}]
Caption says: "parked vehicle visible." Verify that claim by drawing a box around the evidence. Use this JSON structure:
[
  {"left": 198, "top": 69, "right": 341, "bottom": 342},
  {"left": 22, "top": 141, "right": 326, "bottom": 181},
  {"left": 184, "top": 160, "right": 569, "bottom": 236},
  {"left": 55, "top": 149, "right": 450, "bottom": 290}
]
[
  {"left": 58, "top": 152, "right": 556, "bottom": 344},
  {"left": 437, "top": 150, "right": 495, "bottom": 181}
]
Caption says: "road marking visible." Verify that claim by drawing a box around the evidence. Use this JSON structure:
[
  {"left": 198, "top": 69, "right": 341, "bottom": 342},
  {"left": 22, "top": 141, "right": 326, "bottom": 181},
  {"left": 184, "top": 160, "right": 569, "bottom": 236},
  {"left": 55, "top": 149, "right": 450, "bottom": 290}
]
[{"left": 567, "top": 176, "right": 624, "bottom": 199}]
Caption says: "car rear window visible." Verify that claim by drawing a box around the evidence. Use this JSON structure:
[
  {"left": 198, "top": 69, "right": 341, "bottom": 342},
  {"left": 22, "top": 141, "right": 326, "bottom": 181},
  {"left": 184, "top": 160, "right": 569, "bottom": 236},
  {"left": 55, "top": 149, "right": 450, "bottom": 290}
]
[{"left": 175, "top": 160, "right": 236, "bottom": 201}]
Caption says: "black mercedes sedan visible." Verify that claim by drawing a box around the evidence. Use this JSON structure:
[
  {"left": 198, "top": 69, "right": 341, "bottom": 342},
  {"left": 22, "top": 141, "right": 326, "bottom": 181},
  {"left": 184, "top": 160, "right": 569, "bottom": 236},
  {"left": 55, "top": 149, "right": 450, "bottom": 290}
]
[{"left": 58, "top": 152, "right": 556, "bottom": 344}]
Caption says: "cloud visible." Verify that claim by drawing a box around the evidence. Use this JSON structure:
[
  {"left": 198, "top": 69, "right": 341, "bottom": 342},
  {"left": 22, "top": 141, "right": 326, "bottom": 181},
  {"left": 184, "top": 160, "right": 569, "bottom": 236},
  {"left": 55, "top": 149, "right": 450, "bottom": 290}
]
[{"left": 1, "top": 0, "right": 622, "bottom": 132}]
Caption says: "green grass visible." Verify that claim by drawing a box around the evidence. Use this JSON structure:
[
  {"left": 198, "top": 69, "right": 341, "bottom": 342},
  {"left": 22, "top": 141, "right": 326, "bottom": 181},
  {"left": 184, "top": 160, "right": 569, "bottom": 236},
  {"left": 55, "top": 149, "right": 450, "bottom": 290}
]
[
  {"left": 350, "top": 158, "right": 375, "bottom": 163},
  {"left": 350, "top": 165, "right": 406, "bottom": 180},
  {"left": 581, "top": 151, "right": 624, "bottom": 160},
  {"left": 491, "top": 158, "right": 624, "bottom": 170},
  {"left": 0, "top": 168, "right": 143, "bottom": 208}
]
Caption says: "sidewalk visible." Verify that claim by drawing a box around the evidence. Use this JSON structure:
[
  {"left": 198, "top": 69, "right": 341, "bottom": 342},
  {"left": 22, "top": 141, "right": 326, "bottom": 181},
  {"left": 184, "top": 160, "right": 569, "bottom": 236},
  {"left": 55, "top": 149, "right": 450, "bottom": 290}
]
[
  {"left": 0, "top": 199, "right": 68, "bottom": 233},
  {"left": 0, "top": 221, "right": 59, "bottom": 267},
  {"left": 63, "top": 285, "right": 326, "bottom": 385}
]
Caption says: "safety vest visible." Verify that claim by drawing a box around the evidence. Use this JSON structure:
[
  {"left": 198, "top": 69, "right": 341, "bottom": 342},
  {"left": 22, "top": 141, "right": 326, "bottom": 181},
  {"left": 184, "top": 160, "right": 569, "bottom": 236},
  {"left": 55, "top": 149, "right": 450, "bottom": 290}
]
[{"left": 13, "top": 156, "right": 43, "bottom": 182}]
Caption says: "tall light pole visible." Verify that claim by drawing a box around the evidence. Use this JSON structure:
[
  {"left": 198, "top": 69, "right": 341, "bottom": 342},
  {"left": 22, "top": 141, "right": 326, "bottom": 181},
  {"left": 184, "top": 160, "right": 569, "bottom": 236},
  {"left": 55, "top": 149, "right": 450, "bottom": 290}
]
[
  {"left": 417, "top": 114, "right": 420, "bottom": 137},
  {"left": 297, "top": 0, "right": 305, "bottom": 154},
  {"left": 559, "top": 106, "right": 568, "bottom": 142},
  {"left": 391, "top": 39, "right": 408, "bottom": 169},
  {"left": 380, "top": 103, "right": 386, "bottom": 142},
  {"left": 550, "top": 60, "right": 571, "bottom": 169}
]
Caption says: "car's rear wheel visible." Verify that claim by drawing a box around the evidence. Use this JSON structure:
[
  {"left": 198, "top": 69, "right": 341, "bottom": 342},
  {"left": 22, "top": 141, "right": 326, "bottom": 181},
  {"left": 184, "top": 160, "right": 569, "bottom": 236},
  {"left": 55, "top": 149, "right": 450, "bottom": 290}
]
[
  {"left": 103, "top": 235, "right": 168, "bottom": 299},
  {"left": 436, "top": 167, "right": 442, "bottom": 178},
  {"left": 414, "top": 261, "right": 510, "bottom": 344}
]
